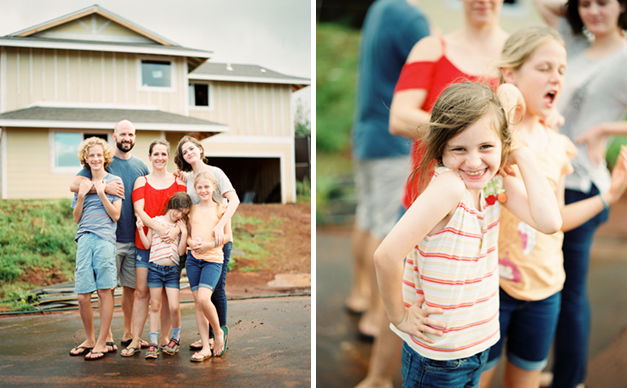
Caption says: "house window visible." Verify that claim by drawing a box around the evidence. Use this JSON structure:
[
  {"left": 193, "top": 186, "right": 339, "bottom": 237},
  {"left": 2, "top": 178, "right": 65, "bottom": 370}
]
[
  {"left": 189, "top": 83, "right": 210, "bottom": 107},
  {"left": 52, "top": 132, "right": 110, "bottom": 170},
  {"left": 141, "top": 60, "right": 171, "bottom": 87}
]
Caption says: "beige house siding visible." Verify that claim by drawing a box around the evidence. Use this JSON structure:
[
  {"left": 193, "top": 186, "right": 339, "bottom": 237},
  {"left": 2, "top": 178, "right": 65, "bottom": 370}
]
[
  {"left": 4, "top": 127, "right": 167, "bottom": 199},
  {"left": 189, "top": 81, "right": 293, "bottom": 137},
  {"left": 3, "top": 47, "right": 187, "bottom": 114},
  {"left": 36, "top": 14, "right": 155, "bottom": 44}
]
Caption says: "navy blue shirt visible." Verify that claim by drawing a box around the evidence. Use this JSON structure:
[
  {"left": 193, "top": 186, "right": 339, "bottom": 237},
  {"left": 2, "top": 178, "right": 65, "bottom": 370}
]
[
  {"left": 352, "top": 0, "right": 429, "bottom": 160},
  {"left": 78, "top": 156, "right": 149, "bottom": 243}
]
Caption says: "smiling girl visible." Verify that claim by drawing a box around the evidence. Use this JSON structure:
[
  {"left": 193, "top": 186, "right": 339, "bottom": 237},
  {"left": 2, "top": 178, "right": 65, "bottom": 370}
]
[
  {"left": 186, "top": 171, "right": 232, "bottom": 362},
  {"left": 374, "top": 81, "right": 562, "bottom": 387}
]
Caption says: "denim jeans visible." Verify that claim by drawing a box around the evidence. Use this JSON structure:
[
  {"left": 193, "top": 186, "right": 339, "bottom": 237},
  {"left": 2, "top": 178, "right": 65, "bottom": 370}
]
[
  {"left": 401, "top": 342, "right": 489, "bottom": 388},
  {"left": 209, "top": 242, "right": 231, "bottom": 337},
  {"left": 551, "top": 187, "right": 609, "bottom": 388},
  {"left": 486, "top": 289, "right": 561, "bottom": 371}
]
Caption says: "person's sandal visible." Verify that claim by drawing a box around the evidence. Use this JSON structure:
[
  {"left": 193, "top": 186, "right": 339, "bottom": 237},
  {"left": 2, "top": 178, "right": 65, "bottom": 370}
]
[
  {"left": 144, "top": 344, "right": 159, "bottom": 359},
  {"left": 120, "top": 346, "right": 140, "bottom": 357},
  {"left": 190, "top": 351, "right": 212, "bottom": 362},
  {"left": 162, "top": 338, "right": 180, "bottom": 355}
]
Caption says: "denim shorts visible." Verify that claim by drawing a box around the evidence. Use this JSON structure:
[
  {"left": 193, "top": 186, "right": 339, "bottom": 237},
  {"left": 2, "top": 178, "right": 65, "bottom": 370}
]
[
  {"left": 485, "top": 288, "right": 561, "bottom": 371},
  {"left": 135, "top": 248, "right": 150, "bottom": 269},
  {"left": 401, "top": 342, "right": 488, "bottom": 388},
  {"left": 75, "top": 233, "right": 117, "bottom": 294},
  {"left": 147, "top": 261, "right": 180, "bottom": 289},
  {"left": 185, "top": 252, "right": 222, "bottom": 292}
]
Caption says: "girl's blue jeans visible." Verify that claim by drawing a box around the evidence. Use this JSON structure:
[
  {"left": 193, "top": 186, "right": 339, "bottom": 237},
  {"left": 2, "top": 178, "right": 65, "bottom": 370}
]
[
  {"left": 551, "top": 187, "right": 608, "bottom": 388},
  {"left": 401, "top": 342, "right": 488, "bottom": 388}
]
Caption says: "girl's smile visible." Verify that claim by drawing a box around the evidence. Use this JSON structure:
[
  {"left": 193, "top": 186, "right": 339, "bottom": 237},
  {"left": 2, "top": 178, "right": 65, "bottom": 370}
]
[
  {"left": 182, "top": 142, "right": 202, "bottom": 164},
  {"left": 150, "top": 144, "right": 169, "bottom": 169},
  {"left": 441, "top": 115, "right": 502, "bottom": 194}
]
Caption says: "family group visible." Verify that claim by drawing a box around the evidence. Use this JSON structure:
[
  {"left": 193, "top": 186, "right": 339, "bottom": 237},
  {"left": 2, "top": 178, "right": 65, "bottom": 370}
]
[{"left": 67, "top": 120, "right": 239, "bottom": 363}]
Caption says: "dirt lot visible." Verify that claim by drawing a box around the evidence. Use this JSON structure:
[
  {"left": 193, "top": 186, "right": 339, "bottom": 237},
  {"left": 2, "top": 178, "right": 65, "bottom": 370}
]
[{"left": 225, "top": 203, "right": 312, "bottom": 298}]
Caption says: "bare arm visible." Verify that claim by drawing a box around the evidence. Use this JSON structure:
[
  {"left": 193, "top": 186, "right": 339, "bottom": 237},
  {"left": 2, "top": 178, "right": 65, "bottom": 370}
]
[
  {"left": 176, "top": 220, "right": 188, "bottom": 256},
  {"left": 576, "top": 121, "right": 627, "bottom": 165},
  {"left": 389, "top": 36, "right": 442, "bottom": 139},
  {"left": 94, "top": 179, "right": 122, "bottom": 221},
  {"left": 213, "top": 190, "right": 240, "bottom": 245},
  {"left": 136, "top": 218, "right": 152, "bottom": 249},
  {"left": 72, "top": 180, "right": 93, "bottom": 223},
  {"left": 503, "top": 147, "right": 562, "bottom": 234},
  {"left": 374, "top": 172, "right": 463, "bottom": 340},
  {"left": 70, "top": 174, "right": 124, "bottom": 198},
  {"left": 132, "top": 176, "right": 172, "bottom": 237},
  {"left": 532, "top": 0, "right": 566, "bottom": 27}
]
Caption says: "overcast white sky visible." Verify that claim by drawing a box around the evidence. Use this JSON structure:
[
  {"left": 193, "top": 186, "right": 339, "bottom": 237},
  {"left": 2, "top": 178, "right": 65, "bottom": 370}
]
[{"left": 0, "top": 0, "right": 311, "bottom": 79}]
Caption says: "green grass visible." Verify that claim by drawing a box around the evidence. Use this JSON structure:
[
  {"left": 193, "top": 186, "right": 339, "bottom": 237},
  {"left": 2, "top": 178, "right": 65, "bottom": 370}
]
[
  {"left": 0, "top": 199, "right": 283, "bottom": 311},
  {"left": 316, "top": 23, "right": 360, "bottom": 153}
]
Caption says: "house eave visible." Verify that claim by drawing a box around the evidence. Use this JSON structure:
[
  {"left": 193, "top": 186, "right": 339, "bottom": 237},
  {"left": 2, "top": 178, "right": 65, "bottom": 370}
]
[
  {"left": 0, "top": 119, "right": 227, "bottom": 133},
  {"left": 189, "top": 73, "right": 310, "bottom": 87},
  {"left": 0, "top": 38, "right": 211, "bottom": 61}
]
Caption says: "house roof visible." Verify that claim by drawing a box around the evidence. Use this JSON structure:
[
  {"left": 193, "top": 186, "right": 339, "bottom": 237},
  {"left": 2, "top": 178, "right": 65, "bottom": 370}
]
[
  {"left": 0, "top": 105, "right": 227, "bottom": 134},
  {"left": 190, "top": 62, "right": 310, "bottom": 91},
  {"left": 0, "top": 4, "right": 211, "bottom": 71}
]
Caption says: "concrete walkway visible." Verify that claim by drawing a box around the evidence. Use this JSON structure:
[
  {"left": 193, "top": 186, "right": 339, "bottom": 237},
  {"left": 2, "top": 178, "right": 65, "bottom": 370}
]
[
  {"left": 0, "top": 296, "right": 310, "bottom": 387},
  {"left": 316, "top": 228, "right": 627, "bottom": 388}
]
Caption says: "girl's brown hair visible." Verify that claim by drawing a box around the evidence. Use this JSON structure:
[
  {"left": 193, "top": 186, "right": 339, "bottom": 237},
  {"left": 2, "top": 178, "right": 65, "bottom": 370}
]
[
  {"left": 498, "top": 26, "right": 564, "bottom": 83},
  {"left": 164, "top": 192, "right": 192, "bottom": 215},
  {"left": 409, "top": 82, "right": 511, "bottom": 201},
  {"left": 77, "top": 137, "right": 113, "bottom": 170},
  {"left": 174, "top": 136, "right": 205, "bottom": 172}
]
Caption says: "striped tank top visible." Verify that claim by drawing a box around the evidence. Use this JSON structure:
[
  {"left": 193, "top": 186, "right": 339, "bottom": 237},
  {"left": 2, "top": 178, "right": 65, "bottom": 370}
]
[{"left": 391, "top": 167, "right": 504, "bottom": 360}]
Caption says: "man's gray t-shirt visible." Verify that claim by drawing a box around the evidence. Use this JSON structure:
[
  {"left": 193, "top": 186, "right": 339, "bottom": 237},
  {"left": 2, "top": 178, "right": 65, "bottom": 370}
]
[{"left": 71, "top": 173, "right": 122, "bottom": 242}]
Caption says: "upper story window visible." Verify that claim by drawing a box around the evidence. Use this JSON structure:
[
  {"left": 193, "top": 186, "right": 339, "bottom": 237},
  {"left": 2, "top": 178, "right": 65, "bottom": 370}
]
[
  {"left": 189, "top": 83, "right": 210, "bottom": 107},
  {"left": 141, "top": 60, "right": 171, "bottom": 87},
  {"left": 52, "top": 132, "right": 110, "bottom": 172}
]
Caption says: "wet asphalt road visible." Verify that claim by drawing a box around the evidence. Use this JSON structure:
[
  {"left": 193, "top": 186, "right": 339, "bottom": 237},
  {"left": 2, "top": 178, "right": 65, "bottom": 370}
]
[
  {"left": 0, "top": 296, "right": 310, "bottom": 387},
  {"left": 316, "top": 228, "right": 627, "bottom": 388}
]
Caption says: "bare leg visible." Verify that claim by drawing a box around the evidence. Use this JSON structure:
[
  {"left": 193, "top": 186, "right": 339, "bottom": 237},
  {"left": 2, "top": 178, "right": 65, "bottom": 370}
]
[
  {"left": 346, "top": 226, "right": 371, "bottom": 313},
  {"left": 126, "top": 267, "right": 149, "bottom": 351},
  {"left": 358, "top": 234, "right": 384, "bottom": 338},
  {"left": 165, "top": 287, "right": 180, "bottom": 332},
  {"left": 504, "top": 362, "right": 542, "bottom": 388},
  {"left": 90, "top": 288, "right": 114, "bottom": 355},
  {"left": 480, "top": 364, "right": 498, "bottom": 388},
  {"left": 355, "top": 316, "right": 402, "bottom": 388},
  {"left": 160, "top": 287, "right": 171, "bottom": 345},
  {"left": 121, "top": 286, "right": 135, "bottom": 341},
  {"left": 192, "top": 290, "right": 212, "bottom": 359},
  {"left": 75, "top": 293, "right": 96, "bottom": 348},
  {"left": 197, "top": 287, "right": 224, "bottom": 356},
  {"left": 148, "top": 287, "right": 163, "bottom": 344}
]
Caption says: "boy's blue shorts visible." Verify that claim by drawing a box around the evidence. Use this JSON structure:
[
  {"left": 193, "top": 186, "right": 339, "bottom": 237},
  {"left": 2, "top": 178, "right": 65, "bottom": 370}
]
[{"left": 75, "top": 233, "right": 117, "bottom": 294}]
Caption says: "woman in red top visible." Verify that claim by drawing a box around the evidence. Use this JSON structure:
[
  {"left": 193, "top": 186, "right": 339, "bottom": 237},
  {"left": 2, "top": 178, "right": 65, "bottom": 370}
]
[
  {"left": 358, "top": 1, "right": 508, "bottom": 387},
  {"left": 120, "top": 139, "right": 186, "bottom": 357}
]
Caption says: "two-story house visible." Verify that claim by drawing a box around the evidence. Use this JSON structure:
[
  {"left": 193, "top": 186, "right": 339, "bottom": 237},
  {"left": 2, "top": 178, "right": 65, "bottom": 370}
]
[{"left": 0, "top": 4, "right": 309, "bottom": 203}]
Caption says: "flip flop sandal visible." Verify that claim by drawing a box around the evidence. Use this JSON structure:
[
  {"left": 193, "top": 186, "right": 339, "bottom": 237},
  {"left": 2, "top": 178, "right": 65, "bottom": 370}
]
[
  {"left": 190, "top": 352, "right": 212, "bottom": 362},
  {"left": 120, "top": 346, "right": 140, "bottom": 357},
  {"left": 139, "top": 339, "right": 150, "bottom": 349},
  {"left": 84, "top": 350, "right": 107, "bottom": 361},
  {"left": 189, "top": 339, "right": 203, "bottom": 351},
  {"left": 69, "top": 345, "right": 92, "bottom": 357},
  {"left": 215, "top": 326, "right": 228, "bottom": 357},
  {"left": 120, "top": 339, "right": 132, "bottom": 348},
  {"left": 105, "top": 341, "right": 118, "bottom": 353}
]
